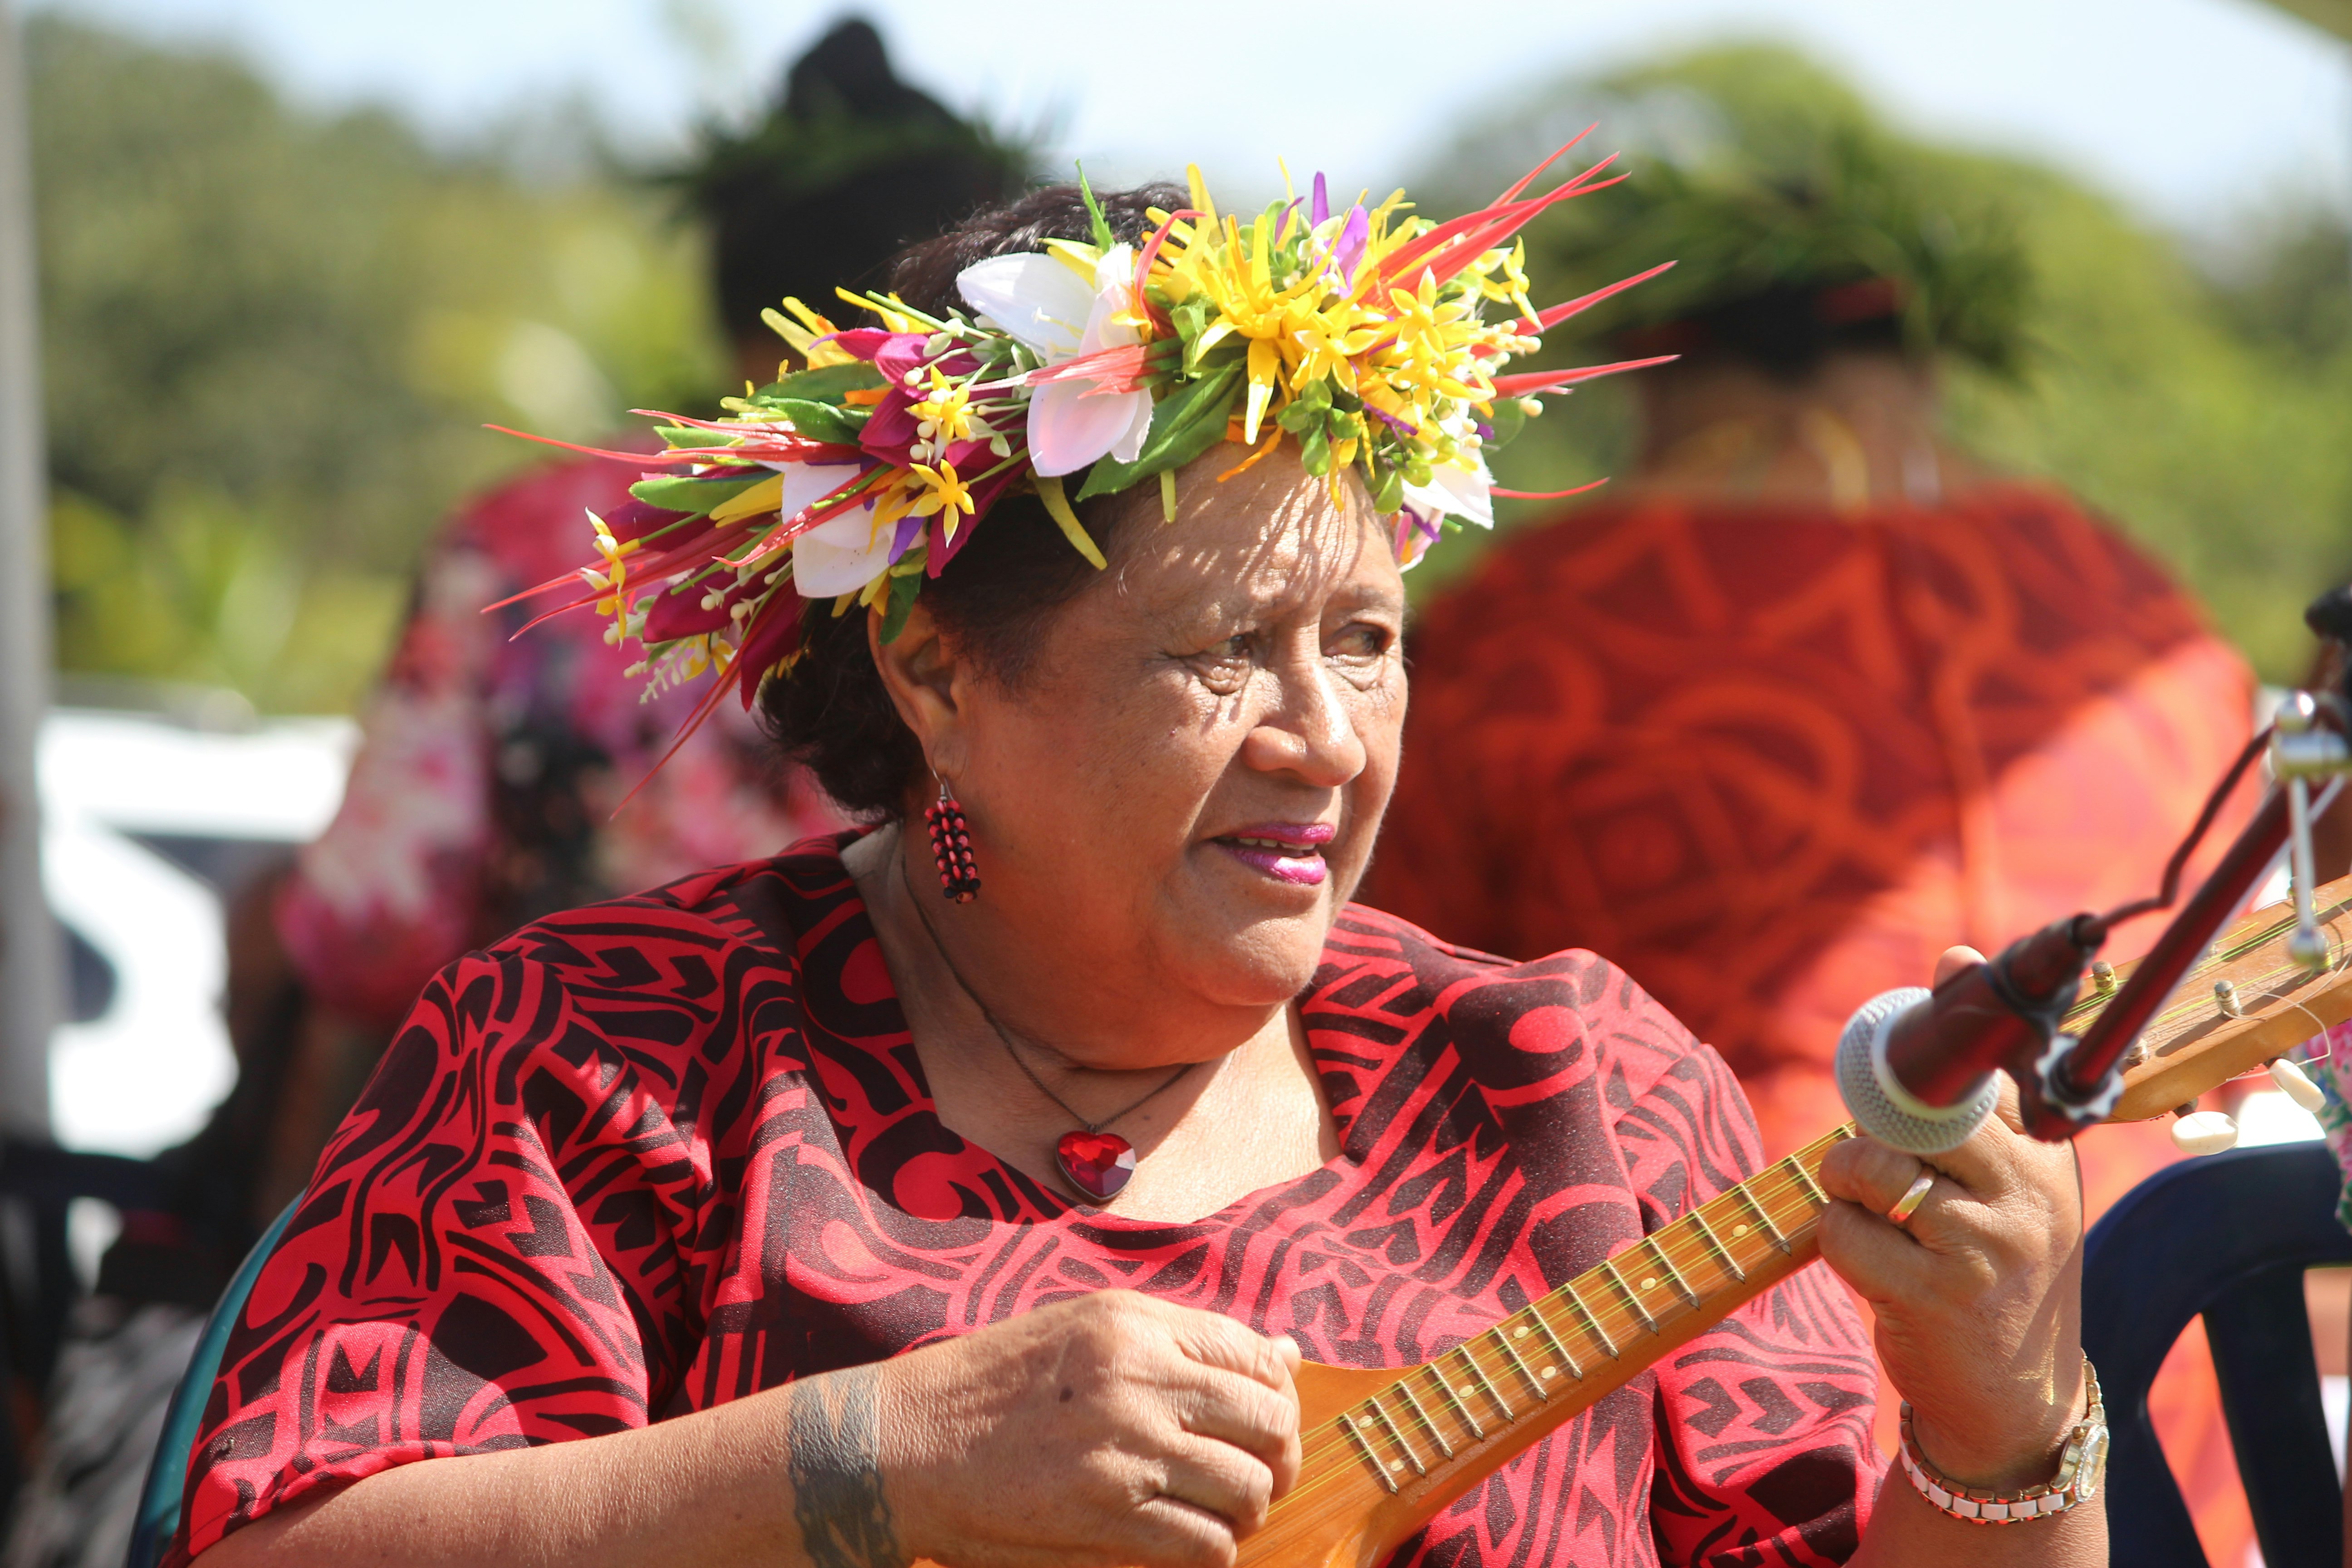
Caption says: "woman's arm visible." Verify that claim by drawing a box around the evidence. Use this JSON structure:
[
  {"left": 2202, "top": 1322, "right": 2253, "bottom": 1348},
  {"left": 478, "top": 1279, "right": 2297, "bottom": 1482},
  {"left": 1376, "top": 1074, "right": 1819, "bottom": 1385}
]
[{"left": 200, "top": 1291, "right": 1300, "bottom": 1568}]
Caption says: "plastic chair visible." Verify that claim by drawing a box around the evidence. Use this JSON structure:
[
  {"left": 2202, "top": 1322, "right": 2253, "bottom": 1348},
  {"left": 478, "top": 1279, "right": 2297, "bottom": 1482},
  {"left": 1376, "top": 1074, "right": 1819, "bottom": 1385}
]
[
  {"left": 2083, "top": 1139, "right": 2352, "bottom": 1568},
  {"left": 122, "top": 1197, "right": 300, "bottom": 1568},
  {"left": 0, "top": 1137, "right": 162, "bottom": 1514}
]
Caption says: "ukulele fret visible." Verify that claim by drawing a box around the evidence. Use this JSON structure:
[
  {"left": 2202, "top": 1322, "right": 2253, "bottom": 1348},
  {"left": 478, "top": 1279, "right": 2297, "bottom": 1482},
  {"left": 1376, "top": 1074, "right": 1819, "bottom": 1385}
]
[
  {"left": 1562, "top": 1281, "right": 1618, "bottom": 1358},
  {"left": 1455, "top": 1344, "right": 1514, "bottom": 1420},
  {"left": 1428, "top": 1364, "right": 1485, "bottom": 1440},
  {"left": 1690, "top": 1210, "right": 1746, "bottom": 1284},
  {"left": 1338, "top": 1413, "right": 1398, "bottom": 1493},
  {"left": 1735, "top": 1184, "right": 1790, "bottom": 1254},
  {"left": 1599, "top": 1257, "right": 1659, "bottom": 1334},
  {"left": 1492, "top": 1326, "right": 1549, "bottom": 1399},
  {"left": 1648, "top": 1239, "right": 1701, "bottom": 1309},
  {"left": 1529, "top": 1307, "right": 1583, "bottom": 1380},
  {"left": 1392, "top": 1379, "right": 1454, "bottom": 1459},
  {"left": 1365, "top": 1396, "right": 1426, "bottom": 1476},
  {"left": 1783, "top": 1155, "right": 1830, "bottom": 1208}
]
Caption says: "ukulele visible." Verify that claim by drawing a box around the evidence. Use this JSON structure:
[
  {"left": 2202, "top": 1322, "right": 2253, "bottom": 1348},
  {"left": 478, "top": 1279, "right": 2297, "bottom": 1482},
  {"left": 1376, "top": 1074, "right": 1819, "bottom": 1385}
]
[{"left": 1230, "top": 873, "right": 2352, "bottom": 1568}]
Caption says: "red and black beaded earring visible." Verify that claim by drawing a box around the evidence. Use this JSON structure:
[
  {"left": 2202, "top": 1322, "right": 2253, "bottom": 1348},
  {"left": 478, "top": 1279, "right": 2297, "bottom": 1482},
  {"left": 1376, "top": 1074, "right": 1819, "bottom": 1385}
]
[{"left": 925, "top": 777, "right": 980, "bottom": 903}]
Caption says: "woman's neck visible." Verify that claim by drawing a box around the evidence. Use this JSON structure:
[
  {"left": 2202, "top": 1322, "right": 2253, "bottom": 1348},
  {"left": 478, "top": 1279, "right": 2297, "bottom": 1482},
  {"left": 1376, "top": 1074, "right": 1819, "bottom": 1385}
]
[
  {"left": 841, "top": 825, "right": 1337, "bottom": 1218},
  {"left": 847, "top": 824, "right": 1284, "bottom": 1070},
  {"left": 1628, "top": 351, "right": 1981, "bottom": 513}
]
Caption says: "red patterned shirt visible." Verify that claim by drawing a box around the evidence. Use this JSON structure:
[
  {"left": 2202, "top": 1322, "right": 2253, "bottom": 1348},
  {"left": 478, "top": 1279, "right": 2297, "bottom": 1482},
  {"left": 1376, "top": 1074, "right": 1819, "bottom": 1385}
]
[{"left": 176, "top": 836, "right": 1882, "bottom": 1567}]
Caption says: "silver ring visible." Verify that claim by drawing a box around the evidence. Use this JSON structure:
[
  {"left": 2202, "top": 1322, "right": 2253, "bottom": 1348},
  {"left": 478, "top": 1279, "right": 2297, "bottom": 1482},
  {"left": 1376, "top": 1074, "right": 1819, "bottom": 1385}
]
[{"left": 1888, "top": 1171, "right": 1936, "bottom": 1225}]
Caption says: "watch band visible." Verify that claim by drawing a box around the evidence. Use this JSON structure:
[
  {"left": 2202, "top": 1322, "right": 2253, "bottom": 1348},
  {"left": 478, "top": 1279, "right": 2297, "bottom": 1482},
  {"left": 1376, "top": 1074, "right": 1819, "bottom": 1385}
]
[{"left": 1897, "top": 1357, "right": 2107, "bottom": 1524}]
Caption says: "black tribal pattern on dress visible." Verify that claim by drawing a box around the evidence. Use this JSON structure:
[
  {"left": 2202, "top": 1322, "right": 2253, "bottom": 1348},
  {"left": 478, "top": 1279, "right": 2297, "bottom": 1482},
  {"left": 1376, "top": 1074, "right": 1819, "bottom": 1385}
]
[{"left": 172, "top": 835, "right": 1882, "bottom": 1568}]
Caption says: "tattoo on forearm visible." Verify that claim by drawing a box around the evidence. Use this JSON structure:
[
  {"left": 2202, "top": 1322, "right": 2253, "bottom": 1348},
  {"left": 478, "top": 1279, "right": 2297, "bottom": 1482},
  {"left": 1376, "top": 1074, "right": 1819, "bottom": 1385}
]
[{"left": 787, "top": 1366, "right": 900, "bottom": 1568}]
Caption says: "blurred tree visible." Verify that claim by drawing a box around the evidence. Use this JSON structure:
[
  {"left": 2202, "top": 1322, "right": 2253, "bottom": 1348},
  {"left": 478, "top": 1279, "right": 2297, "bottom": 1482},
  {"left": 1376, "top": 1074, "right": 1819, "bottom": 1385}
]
[
  {"left": 1419, "top": 44, "right": 2352, "bottom": 682},
  {"left": 28, "top": 15, "right": 725, "bottom": 713}
]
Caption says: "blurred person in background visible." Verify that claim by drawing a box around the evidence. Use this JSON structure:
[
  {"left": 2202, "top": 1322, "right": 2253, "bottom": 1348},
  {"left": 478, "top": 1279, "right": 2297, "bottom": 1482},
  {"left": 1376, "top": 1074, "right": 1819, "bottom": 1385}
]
[
  {"left": 0, "top": 21, "right": 1024, "bottom": 1568},
  {"left": 1367, "top": 101, "right": 2259, "bottom": 1565}
]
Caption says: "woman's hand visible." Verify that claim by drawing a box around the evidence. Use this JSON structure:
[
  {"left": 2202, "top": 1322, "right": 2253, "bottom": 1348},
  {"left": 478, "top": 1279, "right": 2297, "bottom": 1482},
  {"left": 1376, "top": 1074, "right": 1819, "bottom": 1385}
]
[
  {"left": 1816, "top": 947, "right": 2089, "bottom": 1491},
  {"left": 879, "top": 1291, "right": 1303, "bottom": 1568}
]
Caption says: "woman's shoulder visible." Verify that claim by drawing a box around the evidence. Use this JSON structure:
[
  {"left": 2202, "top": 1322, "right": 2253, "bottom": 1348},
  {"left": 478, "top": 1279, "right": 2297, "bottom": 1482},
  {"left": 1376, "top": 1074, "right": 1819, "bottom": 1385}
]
[
  {"left": 1320, "top": 902, "right": 1712, "bottom": 1101},
  {"left": 480, "top": 832, "right": 866, "bottom": 969},
  {"left": 414, "top": 833, "right": 876, "bottom": 1060}
]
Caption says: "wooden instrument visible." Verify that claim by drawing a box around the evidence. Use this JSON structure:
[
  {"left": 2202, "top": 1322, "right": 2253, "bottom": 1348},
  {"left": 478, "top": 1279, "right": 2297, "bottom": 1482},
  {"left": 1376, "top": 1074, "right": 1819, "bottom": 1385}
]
[{"left": 1240, "top": 876, "right": 2352, "bottom": 1568}]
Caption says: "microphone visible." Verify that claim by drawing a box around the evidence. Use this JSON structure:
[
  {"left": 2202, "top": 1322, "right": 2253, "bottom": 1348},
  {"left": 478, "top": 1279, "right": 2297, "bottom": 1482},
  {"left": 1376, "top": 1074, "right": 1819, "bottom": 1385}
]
[{"left": 1833, "top": 916, "right": 2105, "bottom": 1154}]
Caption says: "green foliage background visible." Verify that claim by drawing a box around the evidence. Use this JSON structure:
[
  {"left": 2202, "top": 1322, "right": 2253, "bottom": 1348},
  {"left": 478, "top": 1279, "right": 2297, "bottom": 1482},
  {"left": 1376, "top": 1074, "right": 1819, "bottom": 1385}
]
[
  {"left": 30, "top": 15, "right": 724, "bottom": 713},
  {"left": 1412, "top": 45, "right": 2352, "bottom": 683},
  {"left": 27, "top": 25, "right": 2352, "bottom": 706}
]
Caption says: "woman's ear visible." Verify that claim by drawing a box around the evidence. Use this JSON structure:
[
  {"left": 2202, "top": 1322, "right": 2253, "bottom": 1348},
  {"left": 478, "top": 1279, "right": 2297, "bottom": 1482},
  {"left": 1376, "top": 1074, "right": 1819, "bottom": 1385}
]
[{"left": 867, "top": 600, "right": 974, "bottom": 777}]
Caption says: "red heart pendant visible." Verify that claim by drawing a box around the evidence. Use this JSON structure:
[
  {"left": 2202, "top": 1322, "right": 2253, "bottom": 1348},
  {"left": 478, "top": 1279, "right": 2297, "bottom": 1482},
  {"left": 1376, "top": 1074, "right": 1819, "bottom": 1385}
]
[{"left": 1055, "top": 1129, "right": 1137, "bottom": 1201}]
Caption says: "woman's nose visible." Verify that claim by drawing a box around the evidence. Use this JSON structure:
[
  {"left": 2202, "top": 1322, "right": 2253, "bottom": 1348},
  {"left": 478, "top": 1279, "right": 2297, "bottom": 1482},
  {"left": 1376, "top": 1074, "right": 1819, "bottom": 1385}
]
[{"left": 1242, "top": 657, "right": 1367, "bottom": 786}]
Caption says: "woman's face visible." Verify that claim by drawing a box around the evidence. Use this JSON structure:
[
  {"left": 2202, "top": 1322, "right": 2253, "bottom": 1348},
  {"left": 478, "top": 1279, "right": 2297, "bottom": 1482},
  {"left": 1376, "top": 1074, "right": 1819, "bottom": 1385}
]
[{"left": 906, "top": 444, "right": 1408, "bottom": 1045}]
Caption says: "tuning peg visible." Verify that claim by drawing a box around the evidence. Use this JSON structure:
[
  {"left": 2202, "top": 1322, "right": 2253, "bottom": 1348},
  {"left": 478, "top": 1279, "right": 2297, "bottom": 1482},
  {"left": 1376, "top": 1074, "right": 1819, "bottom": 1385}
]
[
  {"left": 2171, "top": 1110, "right": 2239, "bottom": 1156},
  {"left": 2269, "top": 1056, "right": 2329, "bottom": 1114}
]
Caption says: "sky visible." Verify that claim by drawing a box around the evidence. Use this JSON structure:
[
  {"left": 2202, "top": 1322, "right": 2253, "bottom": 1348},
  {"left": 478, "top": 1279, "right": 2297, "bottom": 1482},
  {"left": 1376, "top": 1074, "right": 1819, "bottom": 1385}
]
[{"left": 24, "top": 0, "right": 2352, "bottom": 237}]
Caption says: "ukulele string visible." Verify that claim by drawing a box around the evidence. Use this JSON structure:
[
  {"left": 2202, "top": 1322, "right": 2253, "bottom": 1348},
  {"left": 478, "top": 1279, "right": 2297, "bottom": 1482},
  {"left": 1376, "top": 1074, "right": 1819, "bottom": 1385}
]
[
  {"left": 1275, "top": 1156, "right": 1839, "bottom": 1499},
  {"left": 2067, "top": 902, "right": 2351, "bottom": 1060},
  {"left": 2135, "top": 931, "right": 2347, "bottom": 1058},
  {"left": 1277, "top": 1167, "right": 1836, "bottom": 1509}
]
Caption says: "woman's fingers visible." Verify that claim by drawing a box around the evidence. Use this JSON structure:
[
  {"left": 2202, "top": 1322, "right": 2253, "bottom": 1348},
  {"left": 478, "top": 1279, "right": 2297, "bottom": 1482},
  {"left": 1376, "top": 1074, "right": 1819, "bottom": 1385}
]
[
  {"left": 1122, "top": 1496, "right": 1244, "bottom": 1568},
  {"left": 876, "top": 1292, "right": 1308, "bottom": 1568},
  {"left": 1932, "top": 944, "right": 1987, "bottom": 986},
  {"left": 1174, "top": 1309, "right": 1298, "bottom": 1392},
  {"left": 1165, "top": 1309, "right": 1301, "bottom": 1490},
  {"left": 1175, "top": 1371, "right": 1301, "bottom": 1491},
  {"left": 1818, "top": 1134, "right": 1937, "bottom": 1216},
  {"left": 1153, "top": 1433, "right": 1278, "bottom": 1536},
  {"left": 1816, "top": 1139, "right": 1940, "bottom": 1302}
]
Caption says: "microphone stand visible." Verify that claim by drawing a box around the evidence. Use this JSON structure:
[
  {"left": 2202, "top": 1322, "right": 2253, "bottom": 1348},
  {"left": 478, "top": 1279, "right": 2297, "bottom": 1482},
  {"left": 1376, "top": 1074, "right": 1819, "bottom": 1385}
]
[{"left": 1846, "top": 588, "right": 2352, "bottom": 1147}]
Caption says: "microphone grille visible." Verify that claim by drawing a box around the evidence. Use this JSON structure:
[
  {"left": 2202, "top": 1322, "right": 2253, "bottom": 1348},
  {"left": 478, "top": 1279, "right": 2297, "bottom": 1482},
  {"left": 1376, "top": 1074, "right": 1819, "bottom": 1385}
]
[{"left": 1835, "top": 987, "right": 2000, "bottom": 1155}]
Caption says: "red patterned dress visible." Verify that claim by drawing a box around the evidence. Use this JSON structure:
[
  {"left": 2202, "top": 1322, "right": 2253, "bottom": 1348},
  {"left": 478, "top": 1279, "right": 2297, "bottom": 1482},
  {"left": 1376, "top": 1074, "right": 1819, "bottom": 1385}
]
[
  {"left": 1370, "top": 481, "right": 2257, "bottom": 1563},
  {"left": 173, "top": 836, "right": 1882, "bottom": 1568}
]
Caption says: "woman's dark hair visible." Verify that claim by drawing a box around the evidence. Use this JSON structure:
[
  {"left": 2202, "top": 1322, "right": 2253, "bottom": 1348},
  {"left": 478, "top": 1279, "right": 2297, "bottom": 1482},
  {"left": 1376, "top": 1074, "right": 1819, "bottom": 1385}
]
[{"left": 760, "top": 182, "right": 1188, "bottom": 819}]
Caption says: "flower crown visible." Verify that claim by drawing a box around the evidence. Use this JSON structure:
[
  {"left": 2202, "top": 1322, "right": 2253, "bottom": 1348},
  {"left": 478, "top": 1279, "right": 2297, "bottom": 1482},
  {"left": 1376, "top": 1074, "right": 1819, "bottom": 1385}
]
[{"left": 502, "top": 142, "right": 1667, "bottom": 755}]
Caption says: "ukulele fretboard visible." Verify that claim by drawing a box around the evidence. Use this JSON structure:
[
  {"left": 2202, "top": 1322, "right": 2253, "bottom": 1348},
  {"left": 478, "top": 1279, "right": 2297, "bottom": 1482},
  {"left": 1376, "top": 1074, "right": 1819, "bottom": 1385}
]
[{"left": 1325, "top": 1124, "right": 1857, "bottom": 1493}]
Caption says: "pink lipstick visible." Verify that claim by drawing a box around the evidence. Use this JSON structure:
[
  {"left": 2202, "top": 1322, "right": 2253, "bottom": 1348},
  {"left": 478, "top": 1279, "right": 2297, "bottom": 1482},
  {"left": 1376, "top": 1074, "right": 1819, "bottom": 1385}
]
[{"left": 1212, "top": 822, "right": 1334, "bottom": 887}]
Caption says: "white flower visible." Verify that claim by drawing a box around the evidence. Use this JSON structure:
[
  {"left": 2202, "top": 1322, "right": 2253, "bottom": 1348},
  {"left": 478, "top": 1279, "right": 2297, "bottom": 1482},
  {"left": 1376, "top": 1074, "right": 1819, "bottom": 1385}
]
[
  {"left": 1400, "top": 454, "right": 1495, "bottom": 531},
  {"left": 957, "top": 245, "right": 1154, "bottom": 478},
  {"left": 792, "top": 505, "right": 895, "bottom": 598},
  {"left": 774, "top": 463, "right": 890, "bottom": 598},
  {"left": 957, "top": 250, "right": 1095, "bottom": 359}
]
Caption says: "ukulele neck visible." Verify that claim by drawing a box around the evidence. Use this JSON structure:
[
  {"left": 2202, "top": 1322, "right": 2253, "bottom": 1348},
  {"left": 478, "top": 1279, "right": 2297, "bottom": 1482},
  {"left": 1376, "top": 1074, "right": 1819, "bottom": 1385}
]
[{"left": 1310, "top": 1124, "right": 1856, "bottom": 1514}]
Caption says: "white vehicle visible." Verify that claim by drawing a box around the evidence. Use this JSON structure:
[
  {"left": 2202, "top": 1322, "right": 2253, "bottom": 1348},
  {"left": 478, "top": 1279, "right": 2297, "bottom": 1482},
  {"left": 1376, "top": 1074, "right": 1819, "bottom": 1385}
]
[{"left": 38, "top": 691, "right": 355, "bottom": 1158}]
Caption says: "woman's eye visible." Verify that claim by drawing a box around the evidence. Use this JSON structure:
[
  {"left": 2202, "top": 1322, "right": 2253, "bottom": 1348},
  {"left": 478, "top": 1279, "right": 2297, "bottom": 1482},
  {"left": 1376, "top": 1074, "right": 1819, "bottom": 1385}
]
[
  {"left": 1329, "top": 623, "right": 1392, "bottom": 661},
  {"left": 1185, "top": 633, "right": 1255, "bottom": 694}
]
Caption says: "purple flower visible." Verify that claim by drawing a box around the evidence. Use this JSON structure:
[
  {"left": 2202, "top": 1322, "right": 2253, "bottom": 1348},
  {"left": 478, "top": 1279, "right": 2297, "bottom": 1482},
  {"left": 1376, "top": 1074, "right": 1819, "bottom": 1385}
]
[
  {"left": 1333, "top": 205, "right": 1370, "bottom": 282},
  {"left": 890, "top": 512, "right": 926, "bottom": 561}
]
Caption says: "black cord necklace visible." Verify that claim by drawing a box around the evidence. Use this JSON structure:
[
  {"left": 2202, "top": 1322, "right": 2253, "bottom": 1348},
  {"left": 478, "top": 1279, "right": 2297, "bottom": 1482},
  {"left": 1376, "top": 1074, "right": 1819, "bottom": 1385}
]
[{"left": 896, "top": 841, "right": 1195, "bottom": 1201}]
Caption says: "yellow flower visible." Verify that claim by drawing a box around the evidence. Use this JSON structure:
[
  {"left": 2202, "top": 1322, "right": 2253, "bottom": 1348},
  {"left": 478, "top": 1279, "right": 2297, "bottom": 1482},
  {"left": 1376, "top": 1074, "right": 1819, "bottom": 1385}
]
[
  {"left": 585, "top": 514, "right": 641, "bottom": 614},
  {"left": 906, "top": 461, "right": 976, "bottom": 539},
  {"left": 910, "top": 367, "right": 980, "bottom": 449},
  {"left": 710, "top": 472, "right": 785, "bottom": 524},
  {"left": 764, "top": 299, "right": 858, "bottom": 369}
]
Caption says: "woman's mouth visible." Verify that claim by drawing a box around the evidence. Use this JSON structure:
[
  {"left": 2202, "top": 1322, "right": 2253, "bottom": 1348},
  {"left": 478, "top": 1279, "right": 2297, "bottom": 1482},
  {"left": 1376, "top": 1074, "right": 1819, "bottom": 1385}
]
[{"left": 1212, "top": 823, "right": 1334, "bottom": 887}]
